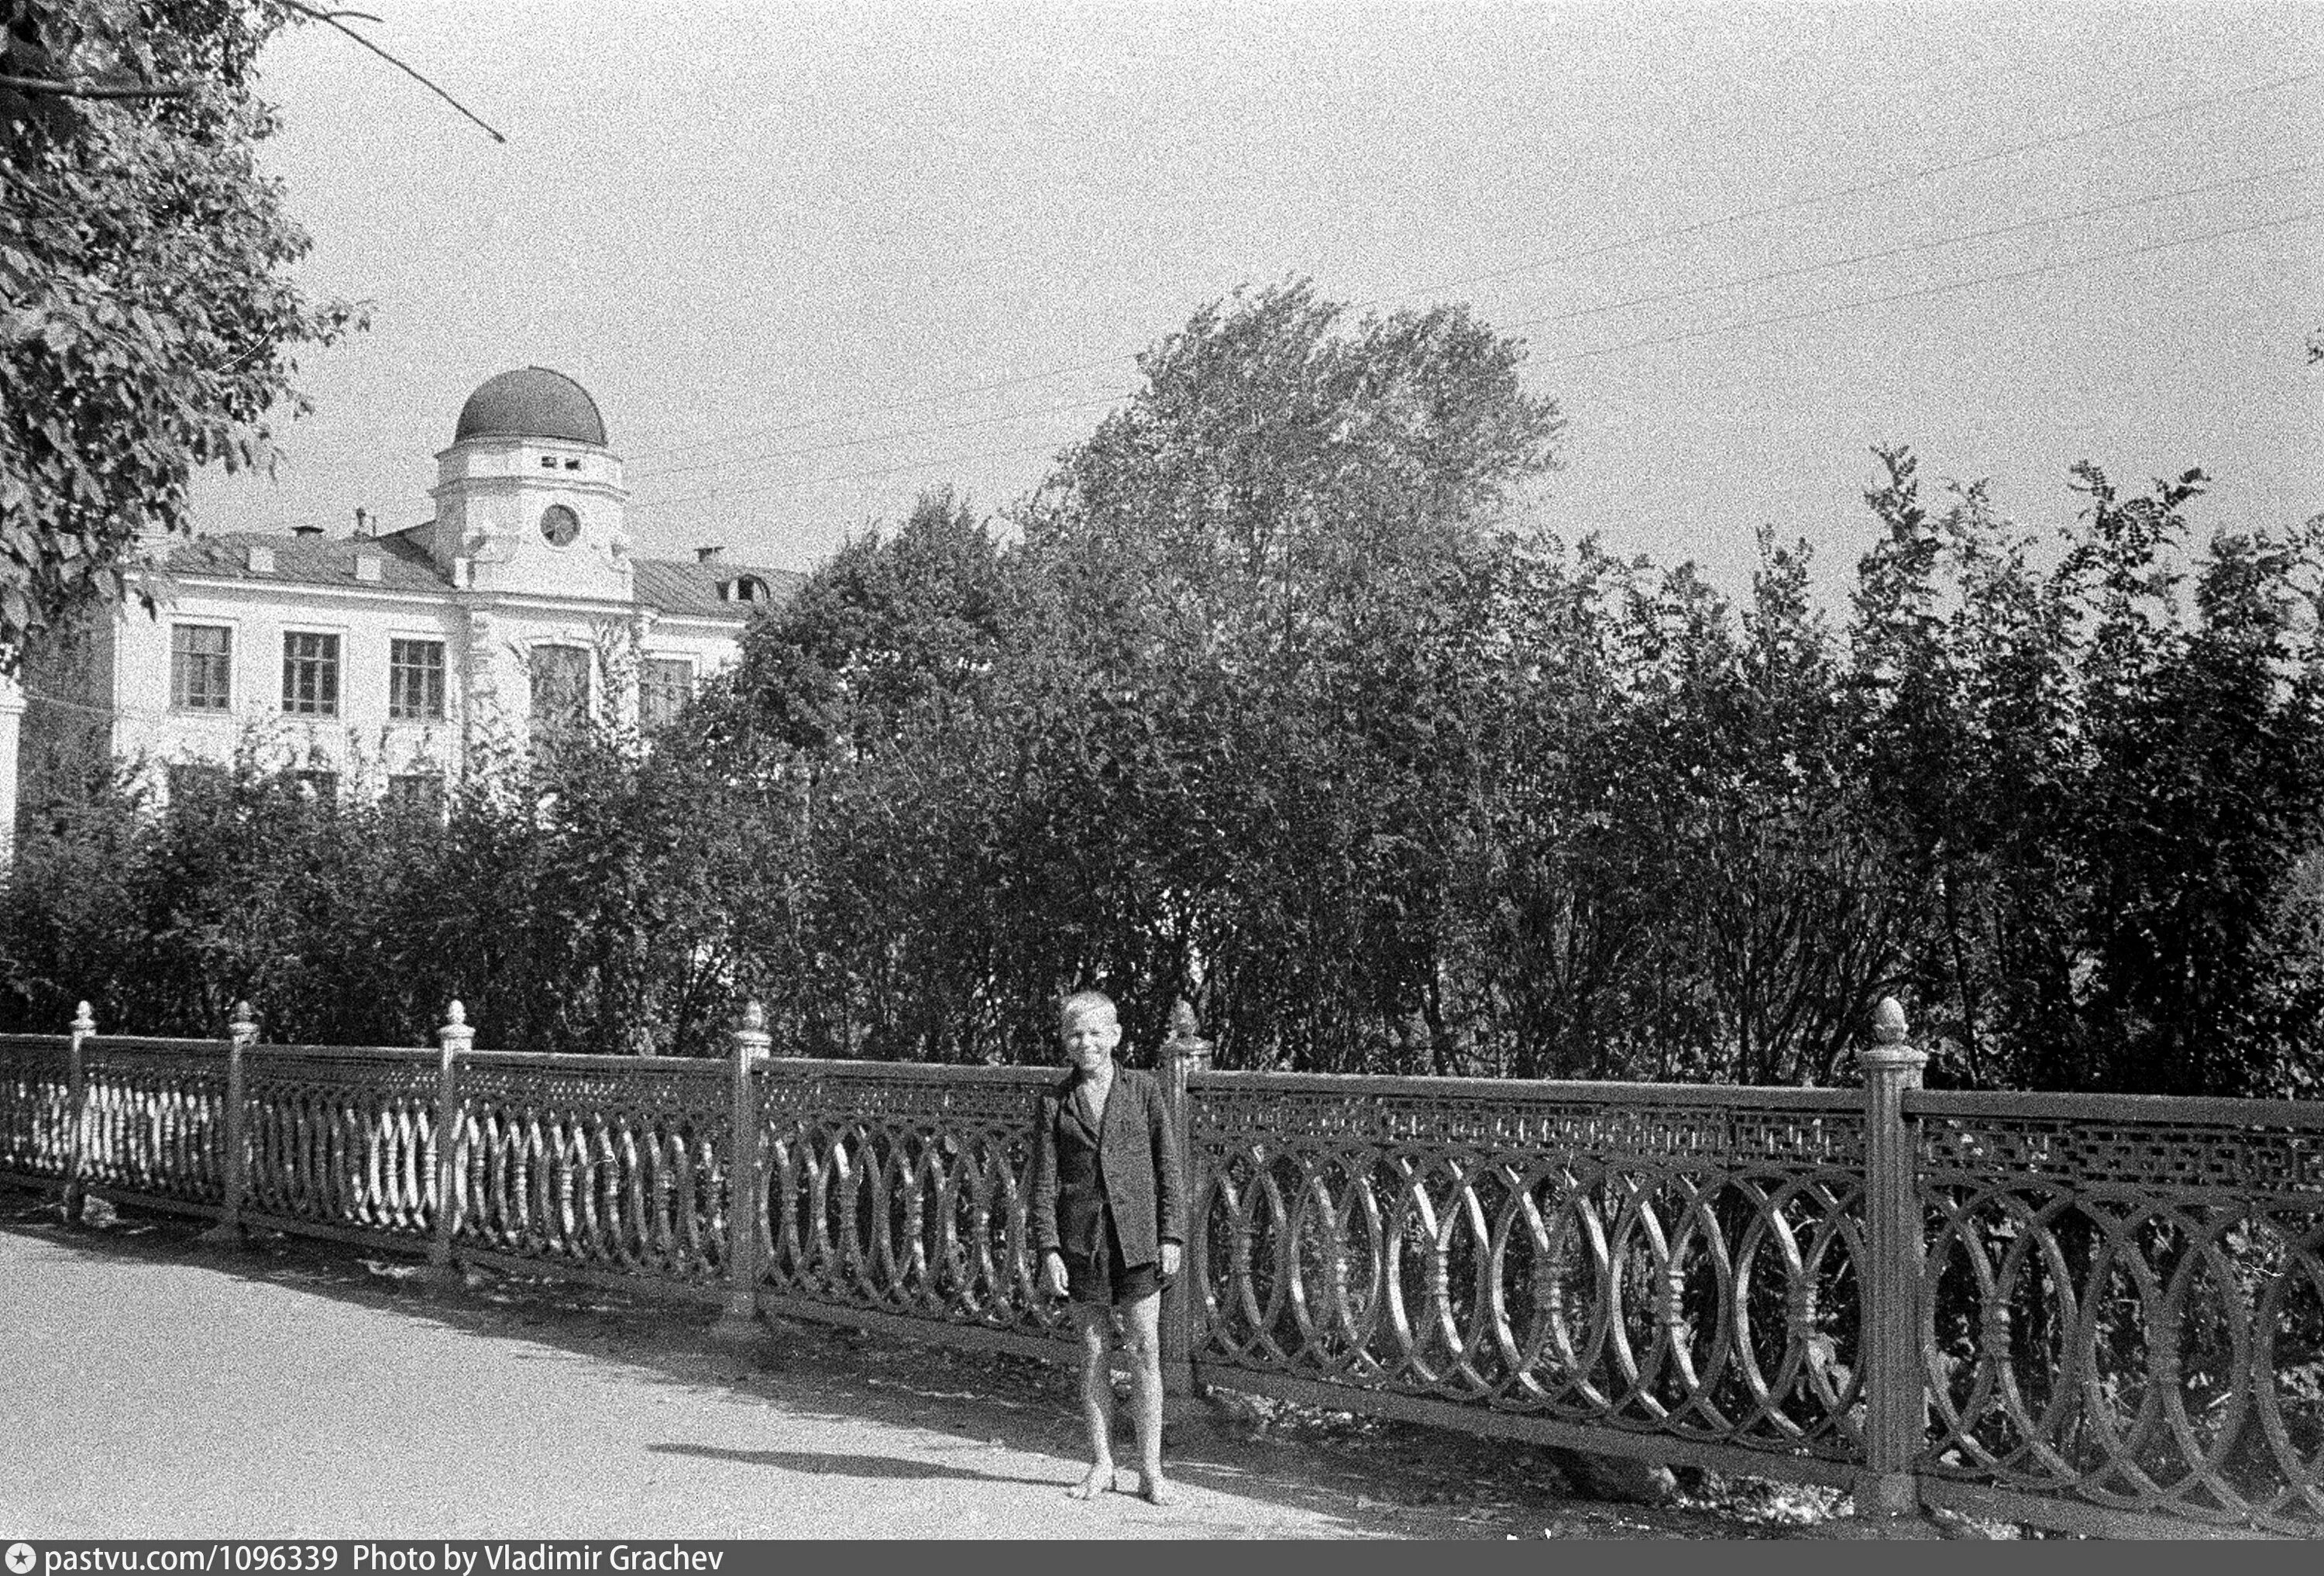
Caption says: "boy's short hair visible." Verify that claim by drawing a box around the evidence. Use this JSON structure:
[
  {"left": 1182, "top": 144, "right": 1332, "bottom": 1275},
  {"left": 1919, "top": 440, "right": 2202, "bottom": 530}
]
[{"left": 1059, "top": 989, "right": 1118, "bottom": 1028}]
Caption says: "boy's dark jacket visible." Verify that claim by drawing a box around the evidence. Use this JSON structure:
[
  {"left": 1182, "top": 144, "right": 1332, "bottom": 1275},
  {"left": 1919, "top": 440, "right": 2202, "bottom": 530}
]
[{"left": 1029, "top": 1064, "right": 1186, "bottom": 1268}]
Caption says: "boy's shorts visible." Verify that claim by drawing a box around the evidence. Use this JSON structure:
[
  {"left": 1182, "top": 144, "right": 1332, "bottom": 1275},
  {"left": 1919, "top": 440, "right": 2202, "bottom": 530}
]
[{"left": 1064, "top": 1231, "right": 1160, "bottom": 1307}]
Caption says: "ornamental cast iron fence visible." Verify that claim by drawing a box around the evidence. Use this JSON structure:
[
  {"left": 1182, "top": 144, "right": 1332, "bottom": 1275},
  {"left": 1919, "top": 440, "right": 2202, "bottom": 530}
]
[{"left": 1, "top": 998, "right": 2317, "bottom": 1540}]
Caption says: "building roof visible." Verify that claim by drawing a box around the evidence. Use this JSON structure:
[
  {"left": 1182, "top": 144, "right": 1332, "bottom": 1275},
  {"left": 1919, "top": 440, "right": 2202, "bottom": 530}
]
[
  {"left": 153, "top": 528, "right": 799, "bottom": 622},
  {"left": 157, "top": 527, "right": 452, "bottom": 590},
  {"left": 453, "top": 367, "right": 608, "bottom": 447},
  {"left": 631, "top": 557, "right": 806, "bottom": 618}
]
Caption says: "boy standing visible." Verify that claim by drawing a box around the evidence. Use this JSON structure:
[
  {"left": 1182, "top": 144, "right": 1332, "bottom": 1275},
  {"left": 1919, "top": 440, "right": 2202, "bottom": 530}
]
[{"left": 1029, "top": 989, "right": 1186, "bottom": 1505}]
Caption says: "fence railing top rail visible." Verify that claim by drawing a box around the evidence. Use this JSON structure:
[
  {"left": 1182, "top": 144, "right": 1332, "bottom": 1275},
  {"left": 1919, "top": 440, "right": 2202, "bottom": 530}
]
[
  {"left": 1190, "top": 1067, "right": 1865, "bottom": 1110},
  {"left": 243, "top": 1043, "right": 438, "bottom": 1065},
  {"left": 80, "top": 1035, "right": 232, "bottom": 1056},
  {"left": 0, "top": 1033, "right": 71, "bottom": 1051},
  {"left": 1907, "top": 1086, "right": 2324, "bottom": 1130},
  {"left": 756, "top": 1057, "right": 1066, "bottom": 1088},
  {"left": 462, "top": 1049, "right": 726, "bottom": 1076}
]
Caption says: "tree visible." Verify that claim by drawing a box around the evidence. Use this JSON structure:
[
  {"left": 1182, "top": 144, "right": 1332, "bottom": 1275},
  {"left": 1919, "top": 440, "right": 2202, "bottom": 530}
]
[
  {"left": 1847, "top": 448, "right": 2324, "bottom": 1096},
  {"left": 1011, "top": 279, "right": 1566, "bottom": 1068},
  {"left": 2, "top": 0, "right": 361, "bottom": 664},
  {"left": 709, "top": 486, "right": 1017, "bottom": 759}
]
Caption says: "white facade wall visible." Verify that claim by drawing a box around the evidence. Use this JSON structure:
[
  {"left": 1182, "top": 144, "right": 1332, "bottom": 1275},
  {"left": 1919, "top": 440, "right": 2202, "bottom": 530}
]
[
  {"left": 106, "top": 580, "right": 748, "bottom": 797},
  {"left": 114, "top": 578, "right": 463, "bottom": 790}
]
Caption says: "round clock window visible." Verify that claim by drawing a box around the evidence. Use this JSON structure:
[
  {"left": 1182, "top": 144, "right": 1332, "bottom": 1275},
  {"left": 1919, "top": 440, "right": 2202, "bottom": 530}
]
[{"left": 540, "top": 504, "right": 581, "bottom": 547}]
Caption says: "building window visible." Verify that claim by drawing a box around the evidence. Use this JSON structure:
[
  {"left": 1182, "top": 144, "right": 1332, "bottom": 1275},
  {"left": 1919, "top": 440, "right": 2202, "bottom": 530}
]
[
  {"left": 529, "top": 645, "right": 591, "bottom": 737},
  {"left": 281, "top": 632, "right": 341, "bottom": 716},
  {"left": 389, "top": 639, "right": 446, "bottom": 721},
  {"left": 540, "top": 504, "right": 580, "bottom": 547},
  {"left": 292, "top": 769, "right": 339, "bottom": 803},
  {"left": 170, "top": 625, "right": 232, "bottom": 712},
  {"left": 640, "top": 659, "right": 694, "bottom": 729},
  {"left": 387, "top": 772, "right": 445, "bottom": 816}
]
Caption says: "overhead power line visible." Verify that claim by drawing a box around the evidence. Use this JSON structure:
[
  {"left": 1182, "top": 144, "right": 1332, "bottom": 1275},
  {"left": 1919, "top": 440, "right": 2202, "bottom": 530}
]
[
  {"left": 1520, "top": 157, "right": 2323, "bottom": 332},
  {"left": 1391, "top": 64, "right": 2320, "bottom": 305},
  {"left": 629, "top": 438, "right": 1076, "bottom": 514},
  {"left": 621, "top": 64, "right": 2316, "bottom": 470},
  {"left": 631, "top": 390, "right": 1128, "bottom": 483},
  {"left": 628, "top": 356, "right": 1136, "bottom": 464},
  {"left": 1534, "top": 205, "right": 2324, "bottom": 364},
  {"left": 631, "top": 204, "right": 2322, "bottom": 511},
  {"left": 630, "top": 156, "right": 2320, "bottom": 490}
]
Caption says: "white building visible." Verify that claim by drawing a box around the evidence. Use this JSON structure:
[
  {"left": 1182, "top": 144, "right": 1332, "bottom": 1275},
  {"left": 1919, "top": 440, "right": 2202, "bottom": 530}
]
[{"left": 8, "top": 367, "right": 796, "bottom": 832}]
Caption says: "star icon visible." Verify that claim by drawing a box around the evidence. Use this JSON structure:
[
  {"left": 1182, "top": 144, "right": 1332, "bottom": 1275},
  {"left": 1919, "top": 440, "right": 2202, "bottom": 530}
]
[{"left": 5, "top": 1543, "right": 36, "bottom": 1575}]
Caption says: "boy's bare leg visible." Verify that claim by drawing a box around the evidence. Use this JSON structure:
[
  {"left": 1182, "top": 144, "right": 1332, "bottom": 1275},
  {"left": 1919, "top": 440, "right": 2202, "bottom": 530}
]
[
  {"left": 1069, "top": 1302, "right": 1118, "bottom": 1499},
  {"left": 1122, "top": 1289, "right": 1174, "bottom": 1505}
]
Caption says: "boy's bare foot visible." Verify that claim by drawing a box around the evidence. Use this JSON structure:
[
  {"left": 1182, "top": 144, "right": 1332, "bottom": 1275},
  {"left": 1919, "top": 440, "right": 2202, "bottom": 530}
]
[
  {"left": 1138, "top": 1470, "right": 1178, "bottom": 1507},
  {"left": 1067, "top": 1464, "right": 1117, "bottom": 1500}
]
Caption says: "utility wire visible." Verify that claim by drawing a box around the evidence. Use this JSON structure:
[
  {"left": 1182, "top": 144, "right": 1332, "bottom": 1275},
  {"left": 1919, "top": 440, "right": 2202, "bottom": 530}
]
[
  {"left": 629, "top": 356, "right": 1136, "bottom": 464},
  {"left": 629, "top": 156, "right": 2322, "bottom": 488},
  {"left": 1532, "top": 205, "right": 2324, "bottom": 363},
  {"left": 631, "top": 391, "right": 1127, "bottom": 483},
  {"left": 631, "top": 438, "right": 1075, "bottom": 513},
  {"left": 1389, "top": 64, "right": 2320, "bottom": 305},
  {"left": 622, "top": 64, "right": 2316, "bottom": 469},
  {"left": 634, "top": 204, "right": 2324, "bottom": 509},
  {"left": 1521, "top": 157, "right": 2323, "bottom": 331}
]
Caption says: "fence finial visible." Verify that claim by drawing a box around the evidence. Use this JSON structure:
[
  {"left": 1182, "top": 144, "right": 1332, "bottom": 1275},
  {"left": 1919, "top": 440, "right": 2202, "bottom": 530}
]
[
  {"left": 438, "top": 1000, "right": 474, "bottom": 1062},
  {"left": 1162, "top": 996, "right": 1212, "bottom": 1072},
  {"left": 1872, "top": 997, "right": 1908, "bottom": 1046},
  {"left": 732, "top": 999, "right": 772, "bottom": 1062},
  {"left": 229, "top": 1001, "right": 259, "bottom": 1042},
  {"left": 70, "top": 1000, "right": 95, "bottom": 1036}
]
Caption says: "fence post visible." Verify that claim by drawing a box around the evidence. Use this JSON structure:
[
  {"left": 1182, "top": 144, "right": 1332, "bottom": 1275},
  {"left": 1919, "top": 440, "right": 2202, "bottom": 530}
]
[
  {"left": 711, "top": 1000, "right": 772, "bottom": 1345},
  {"left": 1855, "top": 995, "right": 1929, "bottom": 1521},
  {"left": 60, "top": 1000, "right": 93, "bottom": 1226},
  {"left": 1158, "top": 997, "right": 1212, "bottom": 1400},
  {"left": 427, "top": 1000, "right": 473, "bottom": 1285},
  {"left": 198, "top": 1002, "right": 259, "bottom": 1247}
]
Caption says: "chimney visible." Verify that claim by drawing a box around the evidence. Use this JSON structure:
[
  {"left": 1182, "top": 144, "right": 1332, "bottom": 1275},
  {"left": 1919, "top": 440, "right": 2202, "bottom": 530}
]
[
  {"left": 696, "top": 545, "right": 725, "bottom": 563},
  {"left": 290, "top": 523, "right": 324, "bottom": 539},
  {"left": 354, "top": 508, "right": 371, "bottom": 538}
]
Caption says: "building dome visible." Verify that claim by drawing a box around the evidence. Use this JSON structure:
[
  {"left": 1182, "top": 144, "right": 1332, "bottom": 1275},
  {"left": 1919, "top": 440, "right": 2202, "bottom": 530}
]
[{"left": 453, "top": 367, "right": 607, "bottom": 446}]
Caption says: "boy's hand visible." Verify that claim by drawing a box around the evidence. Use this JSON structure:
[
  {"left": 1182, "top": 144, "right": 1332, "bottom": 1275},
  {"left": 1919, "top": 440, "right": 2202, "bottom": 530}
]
[
  {"left": 1041, "top": 1251, "right": 1069, "bottom": 1299},
  {"left": 1160, "top": 1242, "right": 1181, "bottom": 1282}
]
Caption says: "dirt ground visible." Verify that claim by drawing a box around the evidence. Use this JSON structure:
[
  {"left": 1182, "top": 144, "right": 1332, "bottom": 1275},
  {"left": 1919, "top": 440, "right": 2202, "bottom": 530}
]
[{"left": 0, "top": 1188, "right": 1940, "bottom": 1540}]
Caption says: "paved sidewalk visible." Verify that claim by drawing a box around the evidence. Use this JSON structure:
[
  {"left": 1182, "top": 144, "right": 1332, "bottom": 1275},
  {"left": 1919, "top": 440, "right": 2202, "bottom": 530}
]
[{"left": 0, "top": 1200, "right": 1807, "bottom": 1540}]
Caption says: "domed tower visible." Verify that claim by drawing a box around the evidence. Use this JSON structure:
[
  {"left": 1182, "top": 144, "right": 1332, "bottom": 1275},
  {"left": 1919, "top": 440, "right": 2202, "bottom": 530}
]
[{"left": 431, "top": 367, "right": 633, "bottom": 599}]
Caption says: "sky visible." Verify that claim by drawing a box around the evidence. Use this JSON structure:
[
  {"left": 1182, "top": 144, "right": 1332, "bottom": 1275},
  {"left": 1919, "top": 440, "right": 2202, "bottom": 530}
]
[{"left": 187, "top": 1, "right": 2324, "bottom": 602}]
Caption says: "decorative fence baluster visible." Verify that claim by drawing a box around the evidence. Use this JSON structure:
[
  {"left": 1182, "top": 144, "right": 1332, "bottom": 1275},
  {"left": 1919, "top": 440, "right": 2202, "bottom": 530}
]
[
  {"left": 198, "top": 1002, "right": 260, "bottom": 1248},
  {"left": 1855, "top": 996, "right": 1929, "bottom": 1520},
  {"left": 713, "top": 1000, "right": 772, "bottom": 1344},
  {"left": 60, "top": 1000, "right": 93, "bottom": 1225},
  {"left": 429, "top": 1001, "right": 473, "bottom": 1281},
  {"left": 1159, "top": 999, "right": 1212, "bottom": 1400}
]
